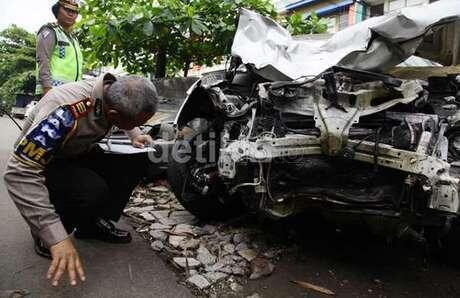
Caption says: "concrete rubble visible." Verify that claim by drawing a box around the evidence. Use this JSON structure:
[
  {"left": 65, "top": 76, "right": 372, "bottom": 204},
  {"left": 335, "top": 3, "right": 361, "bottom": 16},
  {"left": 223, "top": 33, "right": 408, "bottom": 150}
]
[
  {"left": 124, "top": 184, "right": 285, "bottom": 294},
  {"left": 187, "top": 274, "right": 211, "bottom": 290},
  {"left": 173, "top": 257, "right": 201, "bottom": 269}
]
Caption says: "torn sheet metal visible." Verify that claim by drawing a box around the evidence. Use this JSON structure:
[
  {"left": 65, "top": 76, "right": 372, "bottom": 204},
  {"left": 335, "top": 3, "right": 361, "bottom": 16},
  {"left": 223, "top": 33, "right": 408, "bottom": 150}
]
[{"left": 231, "top": 0, "right": 460, "bottom": 80}]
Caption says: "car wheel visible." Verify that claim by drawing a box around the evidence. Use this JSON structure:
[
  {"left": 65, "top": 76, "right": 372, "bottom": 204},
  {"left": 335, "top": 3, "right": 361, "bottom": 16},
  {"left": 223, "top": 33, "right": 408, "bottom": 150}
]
[{"left": 167, "top": 131, "right": 244, "bottom": 220}]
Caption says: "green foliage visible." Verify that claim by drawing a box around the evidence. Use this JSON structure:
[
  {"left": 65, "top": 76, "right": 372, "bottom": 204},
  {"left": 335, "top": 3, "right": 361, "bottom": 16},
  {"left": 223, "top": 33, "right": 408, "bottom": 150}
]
[
  {"left": 77, "top": 0, "right": 276, "bottom": 78},
  {"left": 0, "top": 25, "right": 36, "bottom": 110},
  {"left": 282, "top": 11, "right": 328, "bottom": 35}
]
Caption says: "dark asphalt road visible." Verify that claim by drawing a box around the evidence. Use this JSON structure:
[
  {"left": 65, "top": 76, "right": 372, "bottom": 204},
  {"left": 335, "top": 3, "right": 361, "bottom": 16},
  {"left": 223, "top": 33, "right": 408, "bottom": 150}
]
[{"left": 0, "top": 116, "right": 192, "bottom": 298}]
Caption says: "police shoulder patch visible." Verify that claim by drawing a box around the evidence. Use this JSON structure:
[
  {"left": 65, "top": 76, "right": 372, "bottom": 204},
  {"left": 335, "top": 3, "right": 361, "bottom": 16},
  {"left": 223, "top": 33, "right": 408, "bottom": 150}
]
[
  {"left": 69, "top": 98, "right": 93, "bottom": 119},
  {"left": 14, "top": 106, "right": 76, "bottom": 167},
  {"left": 41, "top": 29, "right": 51, "bottom": 39}
]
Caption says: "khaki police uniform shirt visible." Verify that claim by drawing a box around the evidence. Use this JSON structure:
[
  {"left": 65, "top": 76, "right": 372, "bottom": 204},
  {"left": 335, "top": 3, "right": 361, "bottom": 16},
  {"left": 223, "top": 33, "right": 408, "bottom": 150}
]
[
  {"left": 36, "top": 26, "right": 56, "bottom": 89},
  {"left": 4, "top": 73, "right": 141, "bottom": 248}
]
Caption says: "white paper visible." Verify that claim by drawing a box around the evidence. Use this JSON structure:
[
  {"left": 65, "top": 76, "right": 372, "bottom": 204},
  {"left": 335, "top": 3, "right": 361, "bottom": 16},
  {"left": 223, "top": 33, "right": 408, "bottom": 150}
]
[{"left": 98, "top": 143, "right": 157, "bottom": 155}]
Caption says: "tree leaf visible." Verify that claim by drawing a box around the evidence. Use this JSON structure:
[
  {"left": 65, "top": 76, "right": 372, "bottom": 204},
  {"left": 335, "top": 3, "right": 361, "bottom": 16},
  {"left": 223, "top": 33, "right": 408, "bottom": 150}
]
[
  {"left": 191, "top": 19, "right": 207, "bottom": 35},
  {"left": 143, "top": 20, "right": 154, "bottom": 36}
]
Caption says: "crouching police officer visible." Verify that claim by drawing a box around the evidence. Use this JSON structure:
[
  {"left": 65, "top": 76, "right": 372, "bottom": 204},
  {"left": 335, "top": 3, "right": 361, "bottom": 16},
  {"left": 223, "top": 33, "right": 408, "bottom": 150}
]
[{"left": 4, "top": 73, "right": 158, "bottom": 286}]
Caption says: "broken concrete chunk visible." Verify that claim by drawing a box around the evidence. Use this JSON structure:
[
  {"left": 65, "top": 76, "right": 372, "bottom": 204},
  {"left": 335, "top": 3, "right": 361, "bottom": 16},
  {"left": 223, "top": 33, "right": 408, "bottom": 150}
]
[
  {"left": 134, "top": 188, "right": 147, "bottom": 195},
  {"left": 151, "top": 210, "right": 170, "bottom": 220},
  {"left": 143, "top": 198, "right": 156, "bottom": 204},
  {"left": 173, "top": 224, "right": 196, "bottom": 235},
  {"left": 202, "top": 224, "right": 217, "bottom": 235},
  {"left": 169, "top": 211, "right": 197, "bottom": 225},
  {"left": 151, "top": 186, "right": 169, "bottom": 192},
  {"left": 123, "top": 207, "right": 135, "bottom": 213},
  {"left": 136, "top": 226, "right": 149, "bottom": 233},
  {"left": 132, "top": 197, "right": 144, "bottom": 204},
  {"left": 139, "top": 212, "right": 156, "bottom": 221},
  {"left": 158, "top": 218, "right": 177, "bottom": 226},
  {"left": 187, "top": 274, "right": 211, "bottom": 290},
  {"left": 188, "top": 269, "right": 198, "bottom": 276},
  {"left": 230, "top": 282, "right": 244, "bottom": 292},
  {"left": 204, "top": 272, "right": 228, "bottom": 282},
  {"left": 164, "top": 245, "right": 181, "bottom": 255},
  {"left": 204, "top": 239, "right": 219, "bottom": 251},
  {"left": 219, "top": 266, "right": 234, "bottom": 274},
  {"left": 238, "top": 249, "right": 257, "bottom": 262},
  {"left": 169, "top": 235, "right": 187, "bottom": 248},
  {"left": 156, "top": 197, "right": 171, "bottom": 205},
  {"left": 205, "top": 261, "right": 225, "bottom": 272},
  {"left": 235, "top": 242, "right": 249, "bottom": 252},
  {"left": 151, "top": 240, "right": 164, "bottom": 252},
  {"left": 249, "top": 257, "right": 275, "bottom": 280},
  {"left": 223, "top": 243, "right": 235, "bottom": 254},
  {"left": 173, "top": 257, "right": 201, "bottom": 269},
  {"left": 149, "top": 230, "right": 168, "bottom": 242},
  {"left": 232, "top": 233, "right": 246, "bottom": 244},
  {"left": 171, "top": 203, "right": 186, "bottom": 211},
  {"left": 217, "top": 234, "right": 233, "bottom": 242},
  {"left": 135, "top": 206, "right": 155, "bottom": 212},
  {"left": 150, "top": 223, "right": 171, "bottom": 230},
  {"left": 231, "top": 266, "right": 246, "bottom": 276},
  {"left": 190, "top": 226, "right": 206, "bottom": 236},
  {"left": 179, "top": 238, "right": 201, "bottom": 250},
  {"left": 221, "top": 256, "right": 236, "bottom": 266},
  {"left": 137, "top": 211, "right": 152, "bottom": 219},
  {"left": 197, "top": 245, "right": 217, "bottom": 265}
]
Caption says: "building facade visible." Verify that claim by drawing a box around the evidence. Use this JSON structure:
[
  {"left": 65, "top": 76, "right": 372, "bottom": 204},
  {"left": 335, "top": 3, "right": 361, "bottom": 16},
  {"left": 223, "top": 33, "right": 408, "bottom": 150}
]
[{"left": 274, "top": 0, "right": 436, "bottom": 32}]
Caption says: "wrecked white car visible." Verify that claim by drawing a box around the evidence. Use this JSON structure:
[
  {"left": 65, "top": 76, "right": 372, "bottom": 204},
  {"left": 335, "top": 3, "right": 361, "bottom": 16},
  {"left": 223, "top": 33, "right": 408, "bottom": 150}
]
[{"left": 167, "top": 1, "right": 460, "bottom": 262}]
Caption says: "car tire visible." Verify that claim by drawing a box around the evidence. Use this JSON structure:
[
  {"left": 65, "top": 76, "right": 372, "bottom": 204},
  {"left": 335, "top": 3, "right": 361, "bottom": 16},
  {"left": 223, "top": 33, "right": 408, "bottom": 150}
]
[{"left": 167, "top": 132, "right": 244, "bottom": 220}]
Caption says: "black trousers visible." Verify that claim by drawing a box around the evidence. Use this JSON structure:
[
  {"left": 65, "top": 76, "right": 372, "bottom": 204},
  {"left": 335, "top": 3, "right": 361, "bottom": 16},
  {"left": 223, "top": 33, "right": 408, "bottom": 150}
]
[{"left": 44, "top": 146, "right": 150, "bottom": 232}]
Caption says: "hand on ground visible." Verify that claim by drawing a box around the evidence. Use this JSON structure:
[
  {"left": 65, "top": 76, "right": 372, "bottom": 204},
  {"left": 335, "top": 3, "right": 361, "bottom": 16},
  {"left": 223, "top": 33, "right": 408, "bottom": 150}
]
[{"left": 48, "top": 238, "right": 85, "bottom": 286}]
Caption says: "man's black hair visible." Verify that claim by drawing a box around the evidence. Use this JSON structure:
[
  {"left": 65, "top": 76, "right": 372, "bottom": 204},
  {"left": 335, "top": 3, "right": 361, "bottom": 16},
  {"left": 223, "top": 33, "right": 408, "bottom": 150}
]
[{"left": 51, "top": 2, "right": 60, "bottom": 18}]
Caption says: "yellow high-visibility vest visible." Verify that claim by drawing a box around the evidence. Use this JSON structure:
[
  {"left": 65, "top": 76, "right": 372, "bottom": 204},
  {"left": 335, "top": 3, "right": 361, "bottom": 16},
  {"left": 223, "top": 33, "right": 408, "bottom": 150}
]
[{"left": 35, "top": 23, "right": 83, "bottom": 94}]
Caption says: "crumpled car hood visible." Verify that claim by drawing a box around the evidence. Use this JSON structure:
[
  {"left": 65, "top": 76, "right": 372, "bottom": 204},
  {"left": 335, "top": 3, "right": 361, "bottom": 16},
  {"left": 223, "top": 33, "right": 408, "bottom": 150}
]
[{"left": 231, "top": 0, "right": 460, "bottom": 80}]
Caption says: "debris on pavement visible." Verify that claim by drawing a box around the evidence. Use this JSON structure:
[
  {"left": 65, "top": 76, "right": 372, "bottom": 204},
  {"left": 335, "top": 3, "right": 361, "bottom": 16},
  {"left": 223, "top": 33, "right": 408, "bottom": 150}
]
[
  {"left": 124, "top": 184, "right": 286, "bottom": 294},
  {"left": 187, "top": 274, "right": 211, "bottom": 290},
  {"left": 238, "top": 249, "right": 257, "bottom": 262},
  {"left": 290, "top": 280, "right": 336, "bottom": 296},
  {"left": 173, "top": 257, "right": 201, "bottom": 269},
  {"left": 2, "top": 290, "right": 30, "bottom": 298},
  {"left": 230, "top": 282, "right": 244, "bottom": 292},
  {"left": 151, "top": 240, "right": 164, "bottom": 252},
  {"left": 249, "top": 257, "right": 275, "bottom": 280},
  {"left": 245, "top": 294, "right": 261, "bottom": 298}
]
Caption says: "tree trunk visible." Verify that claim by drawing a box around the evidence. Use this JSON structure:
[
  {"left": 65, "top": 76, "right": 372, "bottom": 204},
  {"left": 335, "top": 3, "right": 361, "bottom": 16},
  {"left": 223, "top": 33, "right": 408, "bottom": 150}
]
[
  {"left": 183, "top": 57, "right": 191, "bottom": 77},
  {"left": 155, "top": 46, "right": 167, "bottom": 78}
]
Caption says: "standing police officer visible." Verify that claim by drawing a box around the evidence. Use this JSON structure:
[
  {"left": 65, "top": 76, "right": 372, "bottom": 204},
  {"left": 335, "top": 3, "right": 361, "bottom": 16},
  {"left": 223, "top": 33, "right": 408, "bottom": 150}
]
[{"left": 36, "top": 0, "right": 83, "bottom": 96}]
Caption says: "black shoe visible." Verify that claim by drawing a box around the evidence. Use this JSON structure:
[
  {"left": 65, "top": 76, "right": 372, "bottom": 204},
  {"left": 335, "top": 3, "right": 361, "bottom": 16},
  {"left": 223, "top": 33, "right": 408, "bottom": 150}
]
[
  {"left": 32, "top": 235, "right": 52, "bottom": 259},
  {"left": 74, "top": 218, "right": 132, "bottom": 244}
]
